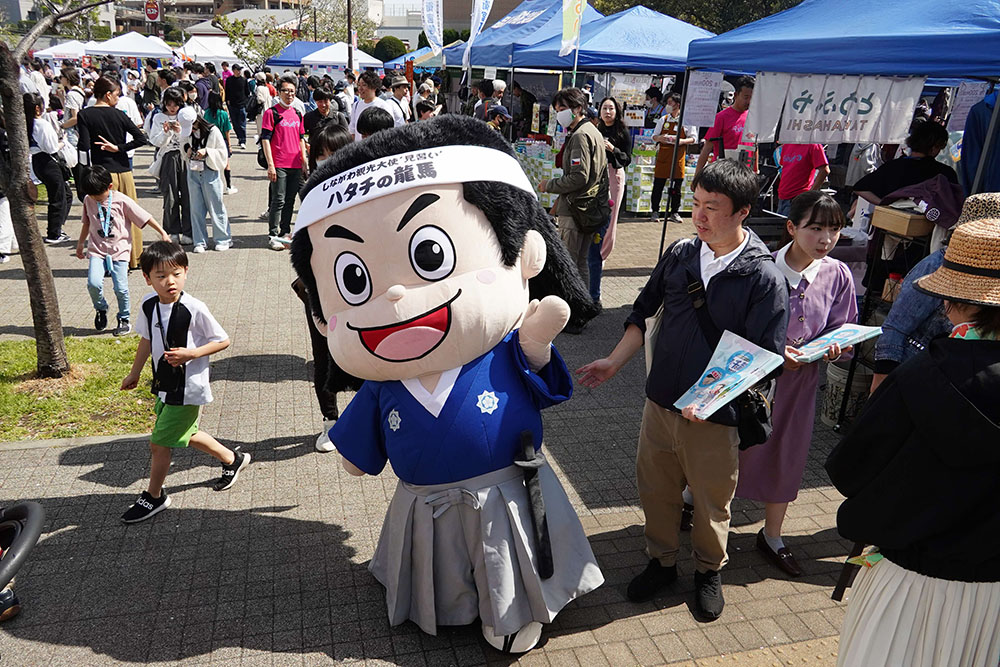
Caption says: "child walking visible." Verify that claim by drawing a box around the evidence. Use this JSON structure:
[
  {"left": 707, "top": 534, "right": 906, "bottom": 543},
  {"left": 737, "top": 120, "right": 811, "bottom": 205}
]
[
  {"left": 120, "top": 241, "right": 249, "bottom": 523},
  {"left": 736, "top": 191, "right": 857, "bottom": 576},
  {"left": 76, "top": 166, "right": 170, "bottom": 336}
]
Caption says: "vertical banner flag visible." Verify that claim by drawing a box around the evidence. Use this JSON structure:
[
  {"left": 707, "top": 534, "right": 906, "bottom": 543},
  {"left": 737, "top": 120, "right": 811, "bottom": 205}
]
[
  {"left": 350, "top": 29, "right": 358, "bottom": 73},
  {"left": 559, "top": 0, "right": 585, "bottom": 57},
  {"left": 463, "top": 0, "right": 494, "bottom": 68},
  {"left": 422, "top": 0, "right": 444, "bottom": 55}
]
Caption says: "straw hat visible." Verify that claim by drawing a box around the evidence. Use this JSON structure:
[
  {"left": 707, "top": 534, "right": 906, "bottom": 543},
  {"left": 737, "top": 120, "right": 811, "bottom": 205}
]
[
  {"left": 956, "top": 192, "right": 1000, "bottom": 227},
  {"left": 916, "top": 218, "right": 1000, "bottom": 307}
]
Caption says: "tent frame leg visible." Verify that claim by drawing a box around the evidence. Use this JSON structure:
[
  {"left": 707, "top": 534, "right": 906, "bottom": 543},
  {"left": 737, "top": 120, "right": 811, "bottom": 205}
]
[
  {"left": 971, "top": 82, "right": 1000, "bottom": 194},
  {"left": 658, "top": 67, "right": 693, "bottom": 259}
]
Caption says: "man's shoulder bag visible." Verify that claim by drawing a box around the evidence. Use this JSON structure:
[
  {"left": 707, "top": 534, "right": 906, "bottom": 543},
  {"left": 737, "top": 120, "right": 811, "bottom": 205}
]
[
  {"left": 568, "top": 173, "right": 611, "bottom": 232},
  {"left": 685, "top": 269, "right": 775, "bottom": 450}
]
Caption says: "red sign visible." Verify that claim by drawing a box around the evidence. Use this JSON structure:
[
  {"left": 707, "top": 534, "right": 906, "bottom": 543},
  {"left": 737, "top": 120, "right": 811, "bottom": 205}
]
[
  {"left": 404, "top": 60, "right": 414, "bottom": 85},
  {"left": 144, "top": 0, "right": 160, "bottom": 22}
]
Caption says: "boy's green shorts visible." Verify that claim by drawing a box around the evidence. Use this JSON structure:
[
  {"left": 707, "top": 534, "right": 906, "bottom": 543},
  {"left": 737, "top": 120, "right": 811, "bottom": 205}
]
[{"left": 151, "top": 399, "right": 200, "bottom": 448}]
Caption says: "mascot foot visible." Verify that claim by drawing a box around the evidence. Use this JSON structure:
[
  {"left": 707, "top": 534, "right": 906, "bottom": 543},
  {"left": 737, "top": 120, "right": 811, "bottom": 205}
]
[
  {"left": 482, "top": 621, "right": 542, "bottom": 653},
  {"left": 0, "top": 586, "right": 21, "bottom": 622}
]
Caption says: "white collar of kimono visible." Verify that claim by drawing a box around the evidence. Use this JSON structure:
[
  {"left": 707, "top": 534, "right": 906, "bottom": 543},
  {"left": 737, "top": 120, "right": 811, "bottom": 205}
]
[
  {"left": 293, "top": 146, "right": 537, "bottom": 234},
  {"left": 401, "top": 366, "right": 462, "bottom": 418},
  {"left": 775, "top": 242, "right": 822, "bottom": 287}
]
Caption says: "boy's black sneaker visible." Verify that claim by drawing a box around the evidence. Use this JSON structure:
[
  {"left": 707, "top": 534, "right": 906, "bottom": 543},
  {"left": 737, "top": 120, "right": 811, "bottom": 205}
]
[
  {"left": 95, "top": 310, "right": 108, "bottom": 331},
  {"left": 694, "top": 569, "right": 725, "bottom": 620},
  {"left": 626, "top": 558, "right": 677, "bottom": 602},
  {"left": 121, "top": 491, "right": 170, "bottom": 523},
  {"left": 214, "top": 449, "right": 250, "bottom": 491},
  {"left": 43, "top": 232, "right": 71, "bottom": 245},
  {"left": 0, "top": 586, "right": 21, "bottom": 622},
  {"left": 113, "top": 318, "right": 131, "bottom": 337}
]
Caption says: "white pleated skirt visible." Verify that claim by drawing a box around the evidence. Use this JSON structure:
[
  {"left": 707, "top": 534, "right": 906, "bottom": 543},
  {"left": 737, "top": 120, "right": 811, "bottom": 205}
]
[
  {"left": 837, "top": 557, "right": 1000, "bottom": 667},
  {"left": 369, "top": 457, "right": 604, "bottom": 637}
]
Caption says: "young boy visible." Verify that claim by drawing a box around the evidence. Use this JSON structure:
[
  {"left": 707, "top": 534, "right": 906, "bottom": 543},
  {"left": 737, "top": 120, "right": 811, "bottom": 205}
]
[
  {"left": 76, "top": 166, "right": 170, "bottom": 336},
  {"left": 120, "top": 241, "right": 250, "bottom": 523}
]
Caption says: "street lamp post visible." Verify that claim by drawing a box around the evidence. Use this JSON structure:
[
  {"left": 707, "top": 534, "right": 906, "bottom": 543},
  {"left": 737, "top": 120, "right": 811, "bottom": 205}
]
[{"left": 346, "top": 0, "right": 353, "bottom": 72}]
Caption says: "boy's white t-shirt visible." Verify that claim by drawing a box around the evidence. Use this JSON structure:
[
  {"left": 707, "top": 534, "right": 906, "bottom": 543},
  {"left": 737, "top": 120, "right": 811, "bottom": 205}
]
[{"left": 134, "top": 292, "right": 228, "bottom": 406}]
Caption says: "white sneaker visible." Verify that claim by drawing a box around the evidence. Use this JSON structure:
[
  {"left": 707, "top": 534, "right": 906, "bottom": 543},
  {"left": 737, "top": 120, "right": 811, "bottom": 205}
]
[
  {"left": 315, "top": 419, "right": 337, "bottom": 453},
  {"left": 482, "top": 621, "right": 542, "bottom": 653},
  {"left": 179, "top": 234, "right": 194, "bottom": 245},
  {"left": 192, "top": 244, "right": 206, "bottom": 253},
  {"left": 268, "top": 238, "right": 285, "bottom": 251},
  {"left": 214, "top": 242, "right": 231, "bottom": 252},
  {"left": 0, "top": 255, "right": 8, "bottom": 264},
  {"left": 225, "top": 187, "right": 239, "bottom": 195},
  {"left": 238, "top": 143, "right": 246, "bottom": 149}
]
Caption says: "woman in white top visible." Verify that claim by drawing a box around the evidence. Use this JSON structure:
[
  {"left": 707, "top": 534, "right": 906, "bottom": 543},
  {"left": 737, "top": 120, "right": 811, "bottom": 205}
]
[
  {"left": 253, "top": 72, "right": 271, "bottom": 123},
  {"left": 149, "top": 87, "right": 194, "bottom": 244},
  {"left": 24, "top": 92, "right": 72, "bottom": 243},
  {"left": 185, "top": 116, "right": 232, "bottom": 252}
]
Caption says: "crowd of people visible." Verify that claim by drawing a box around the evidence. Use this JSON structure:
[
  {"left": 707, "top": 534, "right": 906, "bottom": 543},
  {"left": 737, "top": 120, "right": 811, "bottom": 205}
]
[{"left": 1, "top": 52, "right": 998, "bottom": 666}]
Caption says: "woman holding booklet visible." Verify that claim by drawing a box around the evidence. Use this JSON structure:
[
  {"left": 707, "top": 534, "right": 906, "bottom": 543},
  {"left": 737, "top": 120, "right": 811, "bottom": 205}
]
[{"left": 736, "top": 191, "right": 857, "bottom": 577}]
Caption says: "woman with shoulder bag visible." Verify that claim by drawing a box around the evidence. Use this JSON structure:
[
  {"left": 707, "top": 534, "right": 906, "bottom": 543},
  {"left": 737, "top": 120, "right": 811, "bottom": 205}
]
[
  {"left": 149, "top": 87, "right": 193, "bottom": 247},
  {"left": 24, "top": 92, "right": 72, "bottom": 244},
  {"left": 593, "top": 96, "right": 632, "bottom": 301},
  {"left": 185, "top": 116, "right": 232, "bottom": 253}
]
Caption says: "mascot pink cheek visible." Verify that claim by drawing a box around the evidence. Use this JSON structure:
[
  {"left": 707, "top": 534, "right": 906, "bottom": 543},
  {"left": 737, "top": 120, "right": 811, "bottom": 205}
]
[
  {"left": 328, "top": 316, "right": 337, "bottom": 331},
  {"left": 477, "top": 269, "right": 496, "bottom": 284}
]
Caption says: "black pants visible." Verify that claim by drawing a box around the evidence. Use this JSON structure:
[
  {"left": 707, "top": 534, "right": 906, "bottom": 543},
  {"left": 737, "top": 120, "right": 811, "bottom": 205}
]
[
  {"left": 32, "top": 152, "right": 71, "bottom": 239},
  {"left": 292, "top": 280, "right": 339, "bottom": 421},
  {"left": 160, "top": 150, "right": 191, "bottom": 236},
  {"left": 650, "top": 177, "right": 682, "bottom": 216}
]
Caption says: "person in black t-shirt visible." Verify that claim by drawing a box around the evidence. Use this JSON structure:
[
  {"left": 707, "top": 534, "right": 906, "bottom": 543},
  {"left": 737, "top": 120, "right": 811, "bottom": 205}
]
[
  {"left": 224, "top": 68, "right": 250, "bottom": 148},
  {"left": 854, "top": 121, "right": 957, "bottom": 204},
  {"left": 303, "top": 89, "right": 346, "bottom": 139}
]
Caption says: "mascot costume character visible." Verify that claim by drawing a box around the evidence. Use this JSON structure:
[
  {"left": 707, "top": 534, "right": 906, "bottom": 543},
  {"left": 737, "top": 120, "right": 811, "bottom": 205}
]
[{"left": 291, "top": 116, "right": 604, "bottom": 653}]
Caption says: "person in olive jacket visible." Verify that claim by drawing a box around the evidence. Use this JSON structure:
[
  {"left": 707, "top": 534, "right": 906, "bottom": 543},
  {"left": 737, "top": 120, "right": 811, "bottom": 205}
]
[{"left": 538, "top": 87, "right": 608, "bottom": 333}]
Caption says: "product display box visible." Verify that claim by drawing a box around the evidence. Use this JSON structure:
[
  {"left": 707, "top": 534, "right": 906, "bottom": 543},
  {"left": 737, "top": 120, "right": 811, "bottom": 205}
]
[{"left": 871, "top": 206, "right": 934, "bottom": 238}]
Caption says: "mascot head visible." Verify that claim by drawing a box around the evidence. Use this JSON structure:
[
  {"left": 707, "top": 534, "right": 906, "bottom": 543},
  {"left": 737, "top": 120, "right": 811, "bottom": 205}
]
[{"left": 291, "top": 115, "right": 594, "bottom": 384}]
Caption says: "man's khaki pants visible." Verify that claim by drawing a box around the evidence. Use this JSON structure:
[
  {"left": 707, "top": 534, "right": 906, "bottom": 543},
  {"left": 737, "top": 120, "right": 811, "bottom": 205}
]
[
  {"left": 558, "top": 216, "right": 590, "bottom": 290},
  {"left": 636, "top": 399, "right": 739, "bottom": 573}
]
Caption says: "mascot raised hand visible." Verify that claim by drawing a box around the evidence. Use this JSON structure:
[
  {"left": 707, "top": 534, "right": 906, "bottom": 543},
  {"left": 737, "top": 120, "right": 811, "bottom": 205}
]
[{"left": 291, "top": 116, "right": 603, "bottom": 653}]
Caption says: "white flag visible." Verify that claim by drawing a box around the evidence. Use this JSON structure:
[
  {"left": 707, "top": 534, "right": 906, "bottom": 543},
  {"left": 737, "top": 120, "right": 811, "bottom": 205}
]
[
  {"left": 422, "top": 0, "right": 444, "bottom": 56},
  {"left": 463, "top": 0, "right": 494, "bottom": 68}
]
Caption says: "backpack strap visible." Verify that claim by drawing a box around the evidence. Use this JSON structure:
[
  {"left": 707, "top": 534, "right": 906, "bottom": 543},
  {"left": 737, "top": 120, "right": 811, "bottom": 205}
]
[{"left": 685, "top": 268, "right": 723, "bottom": 349}]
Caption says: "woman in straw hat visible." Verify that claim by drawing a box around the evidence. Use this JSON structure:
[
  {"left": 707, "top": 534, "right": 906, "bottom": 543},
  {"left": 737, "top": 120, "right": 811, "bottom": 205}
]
[{"left": 824, "top": 217, "right": 1000, "bottom": 667}]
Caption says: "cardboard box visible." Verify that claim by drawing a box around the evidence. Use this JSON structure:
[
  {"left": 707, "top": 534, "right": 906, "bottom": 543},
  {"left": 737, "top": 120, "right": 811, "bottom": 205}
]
[
  {"left": 881, "top": 278, "right": 903, "bottom": 303},
  {"left": 871, "top": 206, "right": 934, "bottom": 238}
]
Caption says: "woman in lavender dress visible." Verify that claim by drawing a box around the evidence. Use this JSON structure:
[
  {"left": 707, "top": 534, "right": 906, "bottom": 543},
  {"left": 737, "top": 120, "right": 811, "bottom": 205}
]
[{"left": 736, "top": 191, "right": 857, "bottom": 576}]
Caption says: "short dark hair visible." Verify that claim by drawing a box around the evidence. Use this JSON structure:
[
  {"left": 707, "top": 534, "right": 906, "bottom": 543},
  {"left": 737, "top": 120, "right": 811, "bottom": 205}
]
[
  {"left": 60, "top": 67, "right": 80, "bottom": 86},
  {"left": 415, "top": 100, "right": 435, "bottom": 116},
  {"left": 691, "top": 159, "right": 759, "bottom": 214},
  {"left": 161, "top": 86, "right": 185, "bottom": 109},
  {"left": 192, "top": 63, "right": 205, "bottom": 75},
  {"left": 788, "top": 190, "right": 846, "bottom": 230},
  {"left": 644, "top": 86, "right": 662, "bottom": 102},
  {"left": 734, "top": 75, "right": 755, "bottom": 94},
  {"left": 312, "top": 87, "right": 330, "bottom": 101},
  {"left": 308, "top": 121, "right": 352, "bottom": 171},
  {"left": 205, "top": 62, "right": 216, "bottom": 74},
  {"left": 358, "top": 70, "right": 381, "bottom": 92},
  {"left": 82, "top": 165, "right": 113, "bottom": 196},
  {"left": 299, "top": 66, "right": 309, "bottom": 77},
  {"left": 357, "top": 106, "right": 394, "bottom": 137},
  {"left": 92, "top": 75, "right": 119, "bottom": 100},
  {"left": 140, "top": 240, "right": 188, "bottom": 276},
  {"left": 667, "top": 92, "right": 682, "bottom": 106},
  {"left": 552, "top": 87, "right": 588, "bottom": 111},
  {"left": 906, "top": 119, "right": 949, "bottom": 154},
  {"left": 158, "top": 68, "right": 176, "bottom": 86},
  {"left": 307, "top": 75, "right": 321, "bottom": 89},
  {"left": 476, "top": 78, "right": 494, "bottom": 97}
]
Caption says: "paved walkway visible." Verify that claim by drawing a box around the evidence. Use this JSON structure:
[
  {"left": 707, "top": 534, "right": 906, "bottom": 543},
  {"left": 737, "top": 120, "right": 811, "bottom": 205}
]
[{"left": 0, "top": 140, "right": 851, "bottom": 665}]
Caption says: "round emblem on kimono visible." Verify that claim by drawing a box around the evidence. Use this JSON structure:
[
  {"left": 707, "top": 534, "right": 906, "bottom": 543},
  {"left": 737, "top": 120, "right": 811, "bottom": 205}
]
[
  {"left": 476, "top": 390, "right": 500, "bottom": 415},
  {"left": 387, "top": 409, "right": 402, "bottom": 432}
]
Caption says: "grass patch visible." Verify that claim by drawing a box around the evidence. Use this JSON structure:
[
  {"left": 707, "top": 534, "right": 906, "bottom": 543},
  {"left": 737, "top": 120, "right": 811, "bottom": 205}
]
[{"left": 0, "top": 336, "right": 156, "bottom": 442}]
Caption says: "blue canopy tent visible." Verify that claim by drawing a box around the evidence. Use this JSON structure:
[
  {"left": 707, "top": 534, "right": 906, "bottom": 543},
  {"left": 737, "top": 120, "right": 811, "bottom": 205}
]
[
  {"left": 686, "top": 0, "right": 1000, "bottom": 78},
  {"left": 515, "top": 6, "right": 713, "bottom": 73},
  {"left": 461, "top": 0, "right": 603, "bottom": 67},
  {"left": 267, "top": 41, "right": 334, "bottom": 68}
]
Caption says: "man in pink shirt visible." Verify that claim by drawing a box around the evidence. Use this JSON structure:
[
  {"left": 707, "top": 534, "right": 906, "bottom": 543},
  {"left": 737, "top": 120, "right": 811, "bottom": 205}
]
[
  {"left": 695, "top": 75, "right": 756, "bottom": 180},
  {"left": 262, "top": 74, "right": 309, "bottom": 251},
  {"left": 220, "top": 62, "right": 233, "bottom": 84},
  {"left": 776, "top": 143, "right": 830, "bottom": 215}
]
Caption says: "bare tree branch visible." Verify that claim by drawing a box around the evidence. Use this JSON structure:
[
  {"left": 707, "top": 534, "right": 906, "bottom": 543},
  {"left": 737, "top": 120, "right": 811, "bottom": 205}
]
[{"left": 13, "top": 0, "right": 113, "bottom": 60}]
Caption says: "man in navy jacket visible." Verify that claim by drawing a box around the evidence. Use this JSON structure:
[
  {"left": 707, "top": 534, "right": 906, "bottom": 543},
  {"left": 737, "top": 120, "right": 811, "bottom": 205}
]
[{"left": 578, "top": 159, "right": 788, "bottom": 621}]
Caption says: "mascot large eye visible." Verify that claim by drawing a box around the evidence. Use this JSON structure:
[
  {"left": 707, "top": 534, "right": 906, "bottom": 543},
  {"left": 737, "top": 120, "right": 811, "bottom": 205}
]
[
  {"left": 408, "top": 225, "right": 455, "bottom": 281},
  {"left": 334, "top": 252, "right": 372, "bottom": 305}
]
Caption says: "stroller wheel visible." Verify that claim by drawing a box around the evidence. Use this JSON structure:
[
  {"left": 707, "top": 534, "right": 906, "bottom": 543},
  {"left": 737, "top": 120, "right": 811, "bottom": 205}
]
[{"left": 0, "top": 586, "right": 20, "bottom": 622}]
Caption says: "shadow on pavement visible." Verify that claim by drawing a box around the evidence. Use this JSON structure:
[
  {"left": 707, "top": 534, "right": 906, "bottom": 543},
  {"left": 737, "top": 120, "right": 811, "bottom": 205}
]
[{"left": 209, "top": 353, "right": 313, "bottom": 384}]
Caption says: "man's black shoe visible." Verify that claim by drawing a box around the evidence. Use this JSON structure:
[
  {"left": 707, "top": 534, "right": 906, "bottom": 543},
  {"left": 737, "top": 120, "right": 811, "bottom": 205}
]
[
  {"left": 694, "top": 569, "right": 724, "bottom": 620},
  {"left": 680, "top": 503, "right": 694, "bottom": 531},
  {"left": 95, "top": 310, "right": 108, "bottom": 331},
  {"left": 626, "top": 558, "right": 677, "bottom": 602},
  {"left": 563, "top": 317, "right": 587, "bottom": 335}
]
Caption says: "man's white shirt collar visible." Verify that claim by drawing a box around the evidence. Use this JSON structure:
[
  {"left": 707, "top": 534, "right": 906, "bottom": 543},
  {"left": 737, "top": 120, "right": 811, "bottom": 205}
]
[{"left": 699, "top": 232, "right": 750, "bottom": 286}]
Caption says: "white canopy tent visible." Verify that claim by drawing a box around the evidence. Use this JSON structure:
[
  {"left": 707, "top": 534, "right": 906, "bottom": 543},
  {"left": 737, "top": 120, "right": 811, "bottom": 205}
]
[
  {"left": 34, "top": 40, "right": 87, "bottom": 60},
  {"left": 300, "top": 42, "right": 382, "bottom": 69},
  {"left": 147, "top": 35, "right": 171, "bottom": 51},
  {"left": 85, "top": 32, "right": 172, "bottom": 58},
  {"left": 180, "top": 36, "right": 239, "bottom": 64}
]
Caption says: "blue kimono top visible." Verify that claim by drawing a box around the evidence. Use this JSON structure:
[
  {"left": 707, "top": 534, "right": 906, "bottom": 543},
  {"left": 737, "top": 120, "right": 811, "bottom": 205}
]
[{"left": 331, "top": 330, "right": 573, "bottom": 485}]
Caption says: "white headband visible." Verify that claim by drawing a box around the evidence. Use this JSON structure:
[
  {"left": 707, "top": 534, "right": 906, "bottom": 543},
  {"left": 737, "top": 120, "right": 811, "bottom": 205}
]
[{"left": 293, "top": 145, "right": 537, "bottom": 234}]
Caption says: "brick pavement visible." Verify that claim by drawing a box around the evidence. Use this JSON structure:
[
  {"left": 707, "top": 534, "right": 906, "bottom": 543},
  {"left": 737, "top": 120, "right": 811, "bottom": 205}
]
[{"left": 0, "top": 139, "right": 851, "bottom": 665}]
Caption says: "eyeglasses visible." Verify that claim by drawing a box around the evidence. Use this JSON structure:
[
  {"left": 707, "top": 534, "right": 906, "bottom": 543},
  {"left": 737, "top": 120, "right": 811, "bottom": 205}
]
[{"left": 280, "top": 88, "right": 296, "bottom": 95}]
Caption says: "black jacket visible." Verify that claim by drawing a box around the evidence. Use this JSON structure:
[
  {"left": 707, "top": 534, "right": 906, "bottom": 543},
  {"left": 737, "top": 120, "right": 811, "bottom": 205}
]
[
  {"left": 826, "top": 337, "right": 1000, "bottom": 583},
  {"left": 625, "top": 231, "right": 789, "bottom": 425},
  {"left": 224, "top": 75, "right": 249, "bottom": 107}
]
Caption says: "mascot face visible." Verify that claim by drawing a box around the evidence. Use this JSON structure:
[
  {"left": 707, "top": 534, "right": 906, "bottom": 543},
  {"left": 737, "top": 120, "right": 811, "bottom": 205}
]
[{"left": 307, "top": 183, "right": 545, "bottom": 381}]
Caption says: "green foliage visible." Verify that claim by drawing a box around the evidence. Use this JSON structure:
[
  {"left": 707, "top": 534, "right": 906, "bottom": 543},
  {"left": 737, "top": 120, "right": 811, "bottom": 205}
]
[
  {"left": 214, "top": 14, "right": 295, "bottom": 71},
  {"left": 373, "top": 35, "right": 406, "bottom": 63},
  {"left": 417, "top": 31, "right": 429, "bottom": 49},
  {"left": 590, "top": 0, "right": 800, "bottom": 34},
  {"left": 0, "top": 337, "right": 156, "bottom": 442},
  {"left": 443, "top": 28, "right": 470, "bottom": 44}
]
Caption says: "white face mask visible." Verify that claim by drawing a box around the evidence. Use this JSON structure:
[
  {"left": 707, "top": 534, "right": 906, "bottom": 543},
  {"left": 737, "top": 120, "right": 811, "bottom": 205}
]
[{"left": 555, "top": 108, "right": 575, "bottom": 129}]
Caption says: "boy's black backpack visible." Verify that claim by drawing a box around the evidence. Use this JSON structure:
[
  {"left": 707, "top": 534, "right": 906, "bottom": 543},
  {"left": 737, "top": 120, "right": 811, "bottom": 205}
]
[
  {"left": 296, "top": 76, "right": 310, "bottom": 103},
  {"left": 257, "top": 106, "right": 303, "bottom": 169}
]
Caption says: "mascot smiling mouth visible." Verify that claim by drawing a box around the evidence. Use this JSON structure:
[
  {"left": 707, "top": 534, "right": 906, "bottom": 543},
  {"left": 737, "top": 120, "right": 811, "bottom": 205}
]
[{"left": 349, "top": 290, "right": 461, "bottom": 362}]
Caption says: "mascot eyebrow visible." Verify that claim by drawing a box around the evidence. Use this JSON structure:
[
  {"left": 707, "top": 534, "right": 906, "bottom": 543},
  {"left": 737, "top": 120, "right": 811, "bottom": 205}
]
[
  {"left": 325, "top": 225, "right": 364, "bottom": 242},
  {"left": 396, "top": 193, "right": 440, "bottom": 232}
]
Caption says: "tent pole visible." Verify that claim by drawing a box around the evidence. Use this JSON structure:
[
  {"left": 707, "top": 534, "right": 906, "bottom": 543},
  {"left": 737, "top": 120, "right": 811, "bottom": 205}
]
[
  {"left": 971, "top": 82, "right": 1000, "bottom": 194},
  {"left": 571, "top": 43, "right": 580, "bottom": 86},
  {"left": 658, "top": 67, "right": 692, "bottom": 259},
  {"left": 507, "top": 66, "right": 516, "bottom": 141}
]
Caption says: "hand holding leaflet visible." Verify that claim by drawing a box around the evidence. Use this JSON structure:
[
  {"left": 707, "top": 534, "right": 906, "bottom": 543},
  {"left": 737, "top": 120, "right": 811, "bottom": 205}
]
[
  {"left": 792, "top": 324, "right": 882, "bottom": 364},
  {"left": 674, "top": 331, "right": 784, "bottom": 421}
]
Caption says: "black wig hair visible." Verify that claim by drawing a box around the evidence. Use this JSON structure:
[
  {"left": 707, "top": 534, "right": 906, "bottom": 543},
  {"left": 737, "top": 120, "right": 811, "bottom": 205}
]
[{"left": 290, "top": 114, "right": 597, "bottom": 356}]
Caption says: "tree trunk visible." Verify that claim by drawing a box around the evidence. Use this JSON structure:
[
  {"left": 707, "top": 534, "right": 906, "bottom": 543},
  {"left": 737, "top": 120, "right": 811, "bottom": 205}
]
[{"left": 0, "top": 43, "right": 70, "bottom": 377}]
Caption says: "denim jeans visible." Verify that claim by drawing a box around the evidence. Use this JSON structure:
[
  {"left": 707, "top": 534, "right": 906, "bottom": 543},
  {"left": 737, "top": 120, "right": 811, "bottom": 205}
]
[
  {"left": 187, "top": 166, "right": 231, "bottom": 248},
  {"left": 777, "top": 198, "right": 792, "bottom": 217},
  {"left": 87, "top": 255, "right": 129, "bottom": 320},
  {"left": 587, "top": 220, "right": 610, "bottom": 302},
  {"left": 268, "top": 167, "right": 302, "bottom": 238},
  {"left": 228, "top": 102, "right": 247, "bottom": 145}
]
